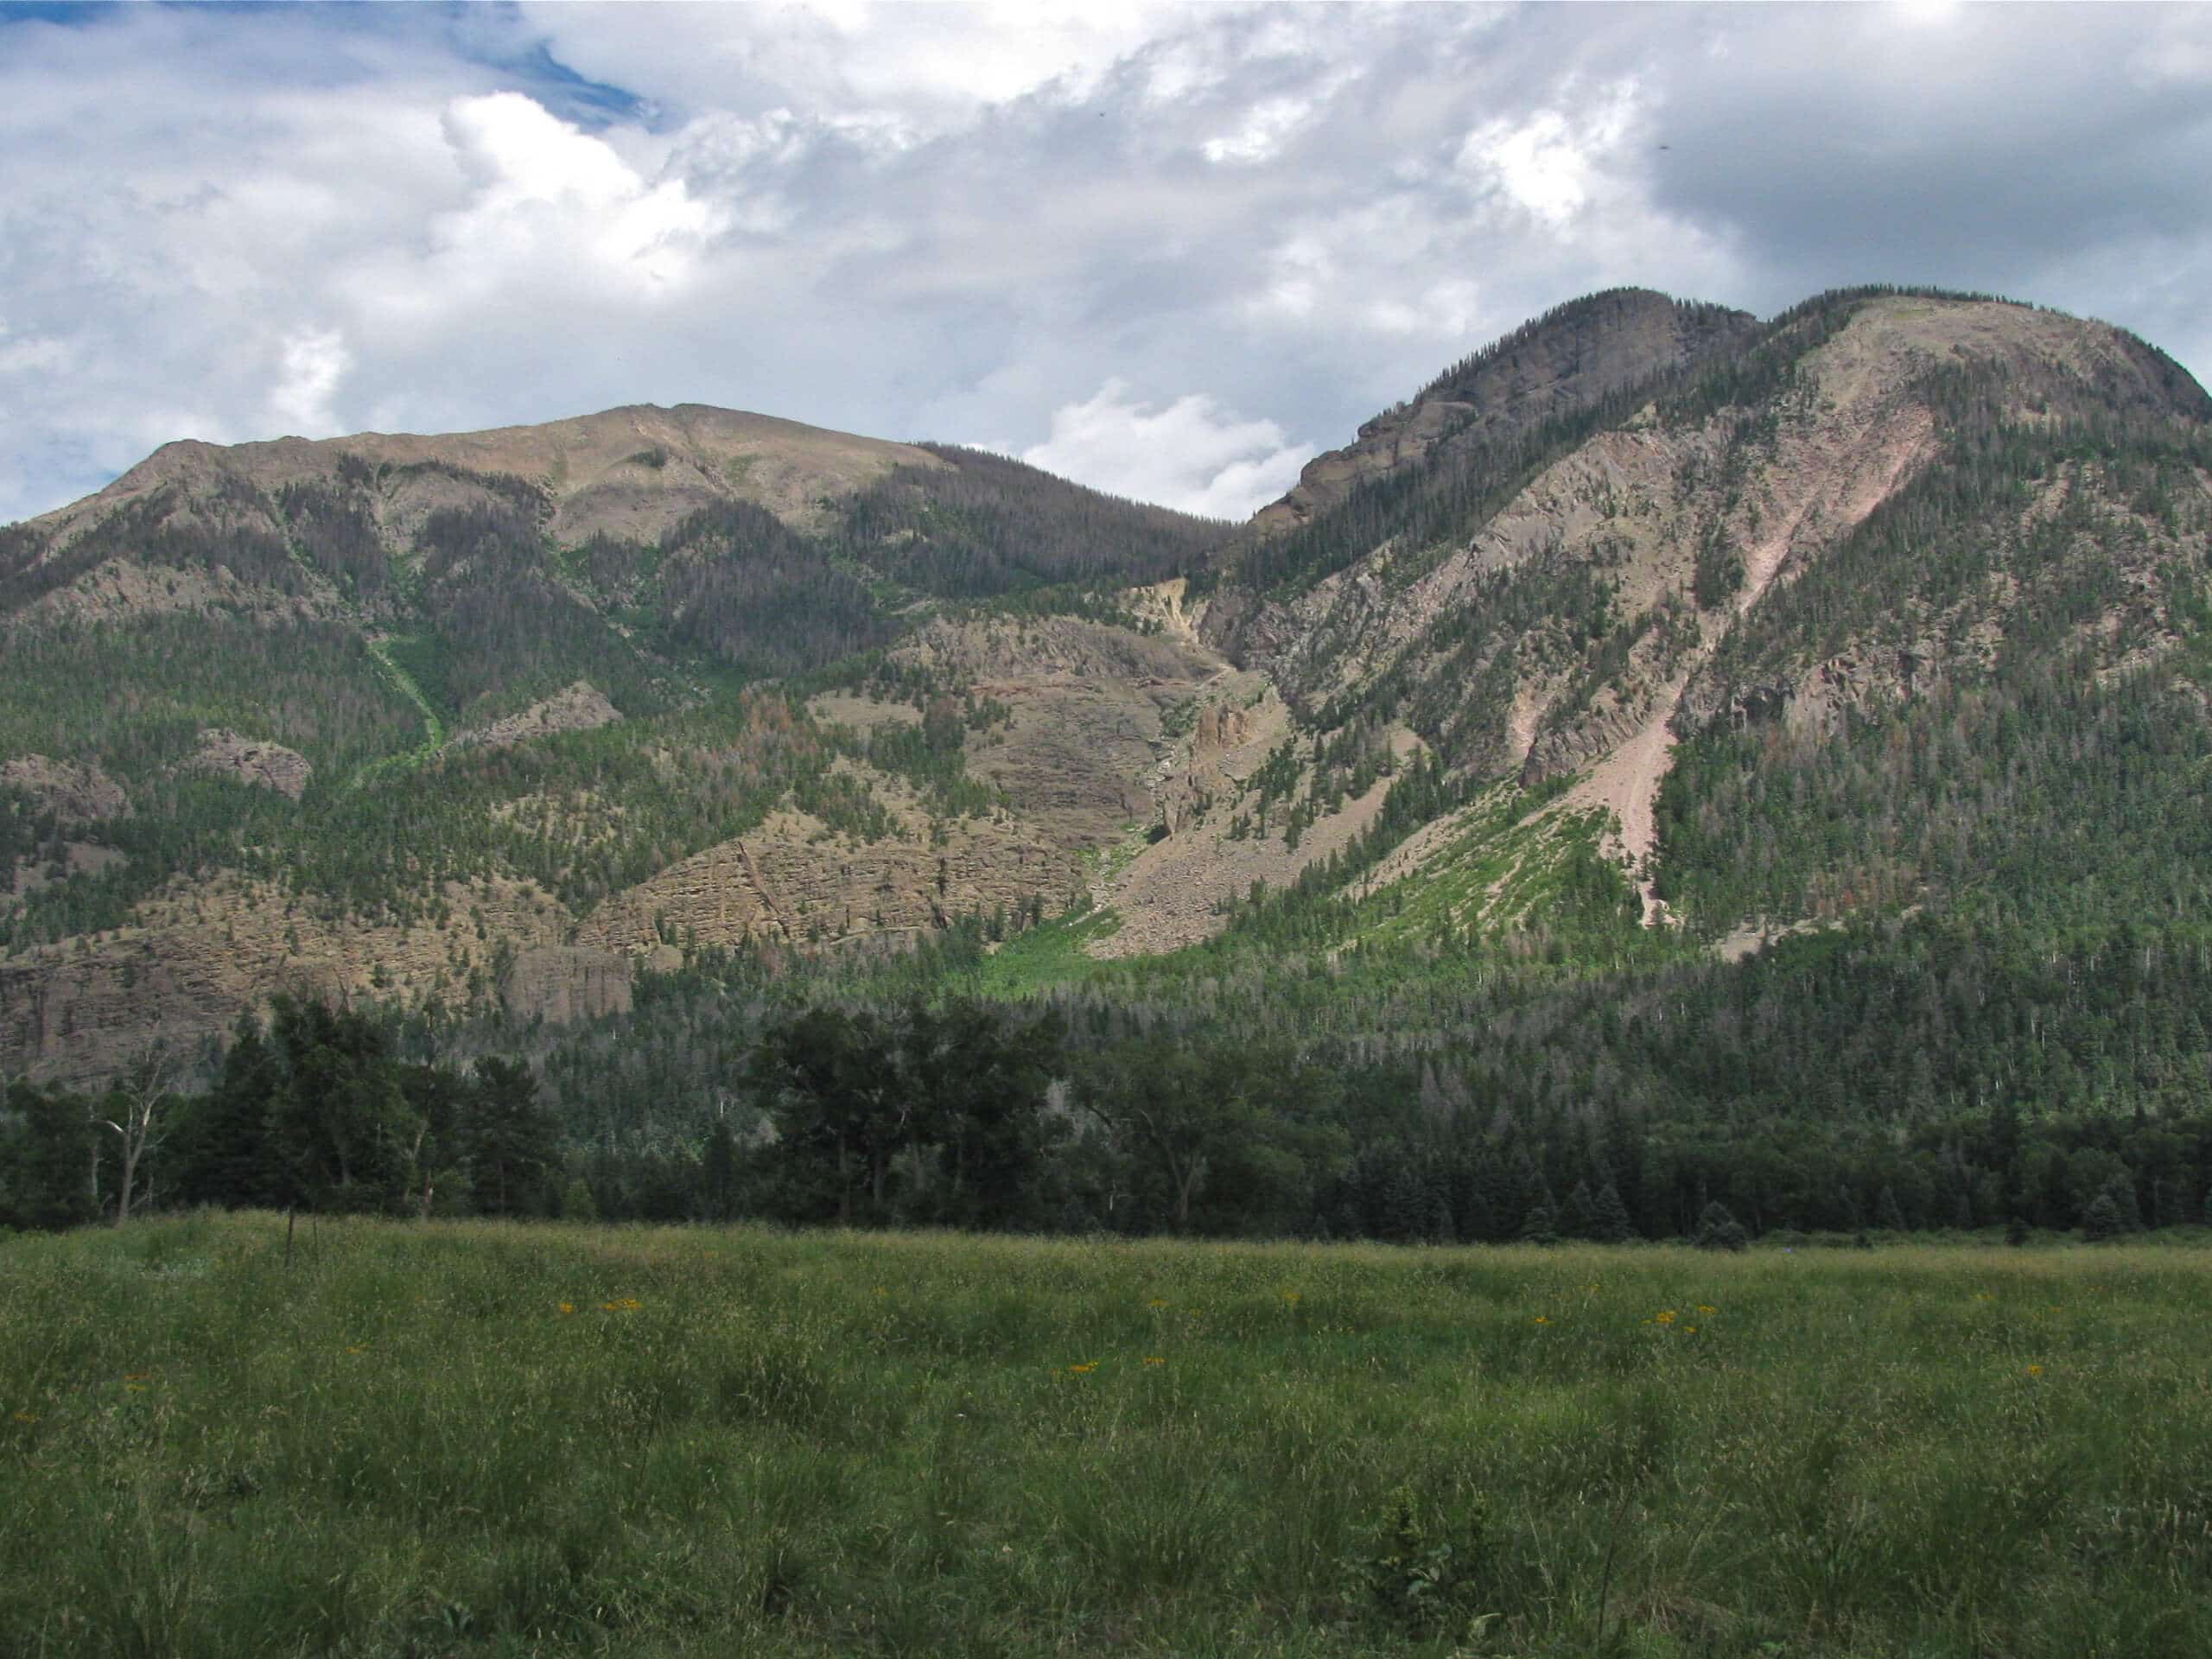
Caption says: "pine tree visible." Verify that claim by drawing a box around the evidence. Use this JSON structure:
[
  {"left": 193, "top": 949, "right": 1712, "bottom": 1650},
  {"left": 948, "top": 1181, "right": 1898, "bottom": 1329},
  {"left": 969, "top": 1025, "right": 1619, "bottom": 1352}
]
[
  {"left": 1427, "top": 1192, "right": 1456, "bottom": 1244},
  {"left": 173, "top": 1014, "right": 279, "bottom": 1208},
  {"left": 0, "top": 1080, "right": 93, "bottom": 1230},
  {"left": 469, "top": 1057, "right": 558, "bottom": 1217},
  {"left": 1519, "top": 1195, "right": 1560, "bottom": 1244},
  {"left": 1590, "top": 1180, "right": 1636, "bottom": 1243},
  {"left": 561, "top": 1176, "right": 598, "bottom": 1223}
]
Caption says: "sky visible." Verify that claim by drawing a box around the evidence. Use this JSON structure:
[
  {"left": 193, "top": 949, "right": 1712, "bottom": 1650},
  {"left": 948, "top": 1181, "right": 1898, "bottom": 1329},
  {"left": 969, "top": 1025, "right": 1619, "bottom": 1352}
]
[{"left": 3, "top": 0, "right": 2209, "bottom": 525}]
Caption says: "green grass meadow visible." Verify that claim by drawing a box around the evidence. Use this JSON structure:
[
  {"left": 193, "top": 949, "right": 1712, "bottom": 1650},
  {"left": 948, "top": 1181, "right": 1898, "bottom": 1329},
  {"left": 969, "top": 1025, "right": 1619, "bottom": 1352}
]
[{"left": 3, "top": 1217, "right": 2209, "bottom": 1657}]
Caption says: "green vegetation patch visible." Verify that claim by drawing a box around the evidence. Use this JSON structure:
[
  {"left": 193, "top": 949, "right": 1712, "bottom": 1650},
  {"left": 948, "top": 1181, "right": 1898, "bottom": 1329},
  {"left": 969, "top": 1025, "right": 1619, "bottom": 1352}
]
[
  {"left": 969, "top": 899, "right": 1123, "bottom": 997},
  {"left": 3, "top": 1217, "right": 2208, "bottom": 1658}
]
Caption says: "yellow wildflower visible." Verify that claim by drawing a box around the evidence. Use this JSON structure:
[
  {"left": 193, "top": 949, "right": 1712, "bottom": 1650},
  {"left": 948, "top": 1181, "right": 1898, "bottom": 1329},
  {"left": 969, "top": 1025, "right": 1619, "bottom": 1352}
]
[
  {"left": 345, "top": 1345, "right": 366, "bottom": 1356},
  {"left": 1069, "top": 1362, "right": 1097, "bottom": 1375},
  {"left": 1653, "top": 1309, "right": 1677, "bottom": 1325},
  {"left": 1697, "top": 1305, "right": 1717, "bottom": 1315},
  {"left": 558, "top": 1302, "right": 575, "bottom": 1315},
  {"left": 124, "top": 1384, "right": 148, "bottom": 1394},
  {"left": 1533, "top": 1316, "right": 1549, "bottom": 1325},
  {"left": 122, "top": 1372, "right": 151, "bottom": 1382},
  {"left": 1281, "top": 1291, "right": 1301, "bottom": 1304},
  {"left": 1684, "top": 1326, "right": 1698, "bottom": 1335},
  {"left": 1147, "top": 1298, "right": 1168, "bottom": 1308},
  {"left": 1143, "top": 1357, "right": 1166, "bottom": 1367},
  {"left": 2026, "top": 1364, "right": 2044, "bottom": 1376},
  {"left": 11, "top": 1411, "right": 36, "bottom": 1425}
]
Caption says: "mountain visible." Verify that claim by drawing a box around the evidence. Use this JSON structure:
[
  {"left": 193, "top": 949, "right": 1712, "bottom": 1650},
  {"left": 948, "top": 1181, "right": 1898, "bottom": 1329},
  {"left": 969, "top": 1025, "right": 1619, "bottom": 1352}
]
[
  {"left": 4, "top": 285, "right": 2210, "bottom": 1097},
  {"left": 0, "top": 405, "right": 1234, "bottom": 1081}
]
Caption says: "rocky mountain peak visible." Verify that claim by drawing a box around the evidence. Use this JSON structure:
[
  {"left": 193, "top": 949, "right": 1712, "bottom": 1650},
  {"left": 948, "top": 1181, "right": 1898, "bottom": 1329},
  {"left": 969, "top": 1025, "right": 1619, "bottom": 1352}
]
[{"left": 1250, "top": 287, "right": 1760, "bottom": 537}]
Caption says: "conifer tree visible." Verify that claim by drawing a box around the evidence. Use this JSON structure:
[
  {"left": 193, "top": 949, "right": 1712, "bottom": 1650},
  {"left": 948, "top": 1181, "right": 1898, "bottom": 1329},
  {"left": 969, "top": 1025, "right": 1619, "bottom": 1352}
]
[
  {"left": 0, "top": 1080, "right": 93, "bottom": 1230},
  {"left": 1519, "top": 1193, "right": 1560, "bottom": 1244},
  {"left": 1590, "top": 1180, "right": 1637, "bottom": 1243}
]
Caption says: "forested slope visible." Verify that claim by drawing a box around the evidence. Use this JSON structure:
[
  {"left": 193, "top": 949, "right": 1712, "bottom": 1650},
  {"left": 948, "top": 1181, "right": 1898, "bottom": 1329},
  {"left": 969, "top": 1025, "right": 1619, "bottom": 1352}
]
[{"left": 7, "top": 286, "right": 2212, "bottom": 1249}]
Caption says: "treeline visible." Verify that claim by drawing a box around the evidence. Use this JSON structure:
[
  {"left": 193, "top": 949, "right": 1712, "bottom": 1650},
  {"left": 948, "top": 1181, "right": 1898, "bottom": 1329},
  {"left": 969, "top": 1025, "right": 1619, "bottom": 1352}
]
[
  {"left": 23, "top": 905, "right": 2212, "bottom": 1243},
  {"left": 506, "top": 897, "right": 2212, "bottom": 1238},
  {"left": 1, "top": 996, "right": 569, "bottom": 1230},
  {"left": 732, "top": 980, "right": 2212, "bottom": 1243}
]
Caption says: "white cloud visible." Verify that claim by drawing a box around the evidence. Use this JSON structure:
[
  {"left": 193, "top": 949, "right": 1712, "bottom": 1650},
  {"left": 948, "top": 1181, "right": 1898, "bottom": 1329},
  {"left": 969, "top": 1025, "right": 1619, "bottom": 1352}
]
[
  {"left": 1020, "top": 379, "right": 1314, "bottom": 520},
  {"left": 268, "top": 328, "right": 353, "bottom": 435},
  {"left": 417, "top": 92, "right": 723, "bottom": 302},
  {"left": 1459, "top": 81, "right": 1641, "bottom": 231},
  {"left": 0, "top": 1, "right": 2207, "bottom": 532},
  {"left": 520, "top": 0, "right": 1209, "bottom": 135},
  {"left": 1203, "top": 95, "right": 1311, "bottom": 164}
]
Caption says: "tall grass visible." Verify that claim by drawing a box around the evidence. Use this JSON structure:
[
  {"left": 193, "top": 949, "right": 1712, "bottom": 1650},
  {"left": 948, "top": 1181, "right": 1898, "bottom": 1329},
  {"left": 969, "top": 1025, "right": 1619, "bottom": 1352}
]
[{"left": 3, "top": 1217, "right": 2207, "bottom": 1656}]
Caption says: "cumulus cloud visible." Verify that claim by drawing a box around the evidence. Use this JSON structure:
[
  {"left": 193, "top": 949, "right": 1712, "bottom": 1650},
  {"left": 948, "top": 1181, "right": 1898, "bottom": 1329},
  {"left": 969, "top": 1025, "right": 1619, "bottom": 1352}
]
[
  {"left": 268, "top": 328, "right": 353, "bottom": 435},
  {"left": 1459, "top": 82, "right": 1641, "bottom": 231},
  {"left": 0, "top": 1, "right": 2209, "bottom": 530},
  {"left": 1020, "top": 379, "right": 1314, "bottom": 519},
  {"left": 413, "top": 92, "right": 722, "bottom": 302}
]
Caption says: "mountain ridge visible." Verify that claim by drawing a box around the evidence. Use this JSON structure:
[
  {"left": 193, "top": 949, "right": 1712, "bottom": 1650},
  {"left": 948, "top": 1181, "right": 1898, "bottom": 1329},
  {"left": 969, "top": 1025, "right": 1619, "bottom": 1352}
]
[{"left": 3, "top": 283, "right": 2209, "bottom": 1088}]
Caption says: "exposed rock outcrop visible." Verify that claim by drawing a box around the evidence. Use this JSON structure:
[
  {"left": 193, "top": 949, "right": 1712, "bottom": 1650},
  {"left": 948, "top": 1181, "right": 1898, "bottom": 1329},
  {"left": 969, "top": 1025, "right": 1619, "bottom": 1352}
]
[
  {"left": 188, "top": 730, "right": 313, "bottom": 800},
  {"left": 0, "top": 873, "right": 570, "bottom": 1089},
  {"left": 499, "top": 945, "right": 633, "bottom": 1025},
  {"left": 0, "top": 755, "right": 130, "bottom": 822},
  {"left": 450, "top": 682, "right": 621, "bottom": 753}
]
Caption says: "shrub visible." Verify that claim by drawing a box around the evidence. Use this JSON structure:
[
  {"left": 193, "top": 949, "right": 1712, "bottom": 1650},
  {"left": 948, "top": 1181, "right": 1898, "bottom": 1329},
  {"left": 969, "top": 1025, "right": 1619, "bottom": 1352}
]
[
  {"left": 1694, "top": 1200, "right": 1749, "bottom": 1251},
  {"left": 2081, "top": 1191, "right": 2126, "bottom": 1242}
]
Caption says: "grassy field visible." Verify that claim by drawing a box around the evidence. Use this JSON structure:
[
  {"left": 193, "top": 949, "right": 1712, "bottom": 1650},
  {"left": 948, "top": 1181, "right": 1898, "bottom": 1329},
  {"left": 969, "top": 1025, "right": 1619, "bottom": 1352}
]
[{"left": 3, "top": 1217, "right": 2208, "bottom": 1657}]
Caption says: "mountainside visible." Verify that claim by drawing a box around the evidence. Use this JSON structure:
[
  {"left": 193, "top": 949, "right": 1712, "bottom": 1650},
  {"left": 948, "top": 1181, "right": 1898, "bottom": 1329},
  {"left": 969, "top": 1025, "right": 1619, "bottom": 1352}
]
[
  {"left": 4, "top": 286, "right": 2211, "bottom": 1095},
  {"left": 0, "top": 406, "right": 1234, "bottom": 1081}
]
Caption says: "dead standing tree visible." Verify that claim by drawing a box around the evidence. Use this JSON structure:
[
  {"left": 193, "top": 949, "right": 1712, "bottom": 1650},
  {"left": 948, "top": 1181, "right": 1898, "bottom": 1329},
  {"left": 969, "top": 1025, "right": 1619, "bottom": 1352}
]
[{"left": 99, "top": 1027, "right": 190, "bottom": 1225}]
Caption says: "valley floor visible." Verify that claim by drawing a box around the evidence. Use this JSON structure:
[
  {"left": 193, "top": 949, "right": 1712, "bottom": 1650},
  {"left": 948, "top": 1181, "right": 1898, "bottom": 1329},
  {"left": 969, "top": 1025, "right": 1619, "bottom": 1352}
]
[{"left": 3, "top": 1217, "right": 2208, "bottom": 1657}]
